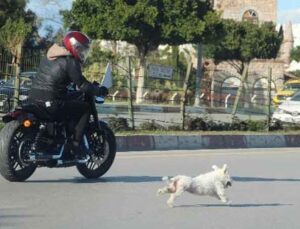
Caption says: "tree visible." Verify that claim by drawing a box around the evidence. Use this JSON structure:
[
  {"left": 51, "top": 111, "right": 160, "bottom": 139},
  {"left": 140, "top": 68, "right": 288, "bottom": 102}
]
[
  {"left": 291, "top": 46, "right": 300, "bottom": 62},
  {"left": 205, "top": 20, "right": 283, "bottom": 117},
  {"left": 0, "top": 18, "right": 32, "bottom": 107},
  {"left": 63, "top": 0, "right": 222, "bottom": 103},
  {"left": 0, "top": 0, "right": 36, "bottom": 27},
  {"left": 0, "top": 0, "right": 37, "bottom": 50}
]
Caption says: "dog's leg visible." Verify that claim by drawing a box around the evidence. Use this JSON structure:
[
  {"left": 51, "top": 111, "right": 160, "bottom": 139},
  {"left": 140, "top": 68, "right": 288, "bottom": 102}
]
[
  {"left": 167, "top": 187, "right": 184, "bottom": 208},
  {"left": 216, "top": 187, "right": 229, "bottom": 203}
]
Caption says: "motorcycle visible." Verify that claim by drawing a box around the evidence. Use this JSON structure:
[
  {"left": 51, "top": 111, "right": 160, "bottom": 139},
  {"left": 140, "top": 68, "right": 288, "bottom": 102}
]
[{"left": 0, "top": 65, "right": 116, "bottom": 182}]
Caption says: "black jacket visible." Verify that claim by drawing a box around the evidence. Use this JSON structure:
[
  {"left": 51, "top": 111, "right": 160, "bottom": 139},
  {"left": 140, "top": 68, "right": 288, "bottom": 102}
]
[{"left": 29, "top": 44, "right": 106, "bottom": 101}]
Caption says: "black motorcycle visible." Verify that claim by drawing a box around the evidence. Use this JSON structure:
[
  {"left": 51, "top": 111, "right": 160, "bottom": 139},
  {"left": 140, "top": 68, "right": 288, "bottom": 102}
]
[{"left": 0, "top": 89, "right": 116, "bottom": 182}]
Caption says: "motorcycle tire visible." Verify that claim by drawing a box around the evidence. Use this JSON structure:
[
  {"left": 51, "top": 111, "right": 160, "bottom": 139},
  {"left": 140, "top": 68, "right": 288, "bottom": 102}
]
[
  {"left": 0, "top": 121, "right": 37, "bottom": 182},
  {"left": 76, "top": 122, "right": 116, "bottom": 179}
]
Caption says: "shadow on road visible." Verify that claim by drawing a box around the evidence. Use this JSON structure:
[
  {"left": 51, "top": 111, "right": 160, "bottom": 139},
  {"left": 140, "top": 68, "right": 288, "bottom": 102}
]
[
  {"left": 176, "top": 203, "right": 293, "bottom": 208},
  {"left": 0, "top": 208, "right": 39, "bottom": 227},
  {"left": 232, "top": 176, "right": 300, "bottom": 182},
  {"left": 26, "top": 176, "right": 300, "bottom": 183},
  {"left": 100, "top": 176, "right": 162, "bottom": 183},
  {"left": 26, "top": 175, "right": 163, "bottom": 183}
]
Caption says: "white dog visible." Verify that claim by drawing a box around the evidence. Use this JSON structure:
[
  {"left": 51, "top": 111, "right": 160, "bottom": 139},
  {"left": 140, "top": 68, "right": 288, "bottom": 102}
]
[{"left": 157, "top": 164, "right": 232, "bottom": 207}]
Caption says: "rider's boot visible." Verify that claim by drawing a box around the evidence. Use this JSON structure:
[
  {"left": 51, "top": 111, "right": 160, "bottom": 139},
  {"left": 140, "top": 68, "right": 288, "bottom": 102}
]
[{"left": 71, "top": 141, "right": 89, "bottom": 163}]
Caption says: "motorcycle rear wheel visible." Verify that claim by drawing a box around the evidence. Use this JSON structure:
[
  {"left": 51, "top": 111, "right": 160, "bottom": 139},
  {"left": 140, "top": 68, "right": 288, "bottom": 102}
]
[
  {"left": 76, "top": 122, "right": 116, "bottom": 179},
  {"left": 0, "top": 121, "right": 37, "bottom": 182}
]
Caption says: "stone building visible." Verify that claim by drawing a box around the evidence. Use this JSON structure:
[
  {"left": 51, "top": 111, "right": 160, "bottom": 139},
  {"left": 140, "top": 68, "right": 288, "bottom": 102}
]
[
  {"left": 207, "top": 0, "right": 294, "bottom": 108},
  {"left": 213, "top": 0, "right": 277, "bottom": 23}
]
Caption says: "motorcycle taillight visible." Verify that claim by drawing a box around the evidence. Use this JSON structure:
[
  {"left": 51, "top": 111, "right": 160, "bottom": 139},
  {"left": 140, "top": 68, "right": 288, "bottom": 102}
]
[{"left": 23, "top": 119, "right": 32, "bottom": 128}]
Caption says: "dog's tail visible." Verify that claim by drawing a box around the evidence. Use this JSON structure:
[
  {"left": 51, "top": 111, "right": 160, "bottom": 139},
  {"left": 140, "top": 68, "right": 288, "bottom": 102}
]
[{"left": 162, "top": 176, "right": 170, "bottom": 182}]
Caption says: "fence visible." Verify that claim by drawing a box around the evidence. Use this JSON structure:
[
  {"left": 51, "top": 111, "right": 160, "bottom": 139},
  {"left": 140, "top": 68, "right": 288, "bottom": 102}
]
[
  {"left": 0, "top": 48, "right": 281, "bottom": 130},
  {"left": 89, "top": 57, "right": 279, "bottom": 130},
  {"left": 0, "top": 47, "right": 44, "bottom": 79},
  {"left": 0, "top": 47, "right": 43, "bottom": 112}
]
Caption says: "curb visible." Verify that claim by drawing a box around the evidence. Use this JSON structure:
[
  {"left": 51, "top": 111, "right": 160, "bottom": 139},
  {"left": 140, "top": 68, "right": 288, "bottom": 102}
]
[{"left": 116, "top": 134, "right": 300, "bottom": 152}]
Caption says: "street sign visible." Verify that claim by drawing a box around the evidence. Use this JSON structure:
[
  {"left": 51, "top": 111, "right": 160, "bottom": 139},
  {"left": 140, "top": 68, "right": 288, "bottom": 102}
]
[{"left": 147, "top": 64, "right": 173, "bottom": 80}]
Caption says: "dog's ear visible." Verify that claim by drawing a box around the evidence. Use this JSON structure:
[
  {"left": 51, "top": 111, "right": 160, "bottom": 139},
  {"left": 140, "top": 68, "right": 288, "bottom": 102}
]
[
  {"left": 212, "top": 165, "right": 218, "bottom": 170},
  {"left": 222, "top": 164, "right": 228, "bottom": 173}
]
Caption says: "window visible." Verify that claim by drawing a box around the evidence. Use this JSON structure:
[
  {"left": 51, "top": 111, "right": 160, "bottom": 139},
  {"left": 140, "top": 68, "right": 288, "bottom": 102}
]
[
  {"left": 242, "top": 9, "right": 258, "bottom": 24},
  {"left": 291, "top": 93, "right": 300, "bottom": 101}
]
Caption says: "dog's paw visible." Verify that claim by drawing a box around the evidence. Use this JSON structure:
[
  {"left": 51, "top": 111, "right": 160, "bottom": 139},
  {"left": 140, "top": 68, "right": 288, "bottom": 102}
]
[
  {"left": 167, "top": 200, "right": 174, "bottom": 208},
  {"left": 220, "top": 197, "right": 228, "bottom": 203},
  {"left": 167, "top": 202, "right": 174, "bottom": 208},
  {"left": 226, "top": 200, "right": 232, "bottom": 205}
]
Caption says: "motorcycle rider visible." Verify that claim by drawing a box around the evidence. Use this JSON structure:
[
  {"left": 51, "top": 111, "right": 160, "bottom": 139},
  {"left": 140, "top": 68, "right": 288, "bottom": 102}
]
[{"left": 28, "top": 31, "right": 108, "bottom": 161}]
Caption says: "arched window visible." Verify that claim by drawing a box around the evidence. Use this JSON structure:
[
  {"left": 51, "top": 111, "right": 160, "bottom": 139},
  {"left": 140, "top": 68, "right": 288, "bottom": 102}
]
[
  {"left": 253, "top": 78, "right": 276, "bottom": 105},
  {"left": 242, "top": 9, "right": 259, "bottom": 24},
  {"left": 221, "top": 77, "right": 241, "bottom": 107}
]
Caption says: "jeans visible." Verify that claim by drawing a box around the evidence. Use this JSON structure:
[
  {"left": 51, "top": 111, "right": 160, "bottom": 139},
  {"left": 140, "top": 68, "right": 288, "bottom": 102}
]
[{"left": 43, "top": 92, "right": 91, "bottom": 143}]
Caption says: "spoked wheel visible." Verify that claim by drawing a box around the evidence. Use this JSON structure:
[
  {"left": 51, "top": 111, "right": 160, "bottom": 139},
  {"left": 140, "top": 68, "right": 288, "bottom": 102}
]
[
  {"left": 0, "top": 121, "right": 37, "bottom": 182},
  {"left": 76, "top": 122, "right": 116, "bottom": 179}
]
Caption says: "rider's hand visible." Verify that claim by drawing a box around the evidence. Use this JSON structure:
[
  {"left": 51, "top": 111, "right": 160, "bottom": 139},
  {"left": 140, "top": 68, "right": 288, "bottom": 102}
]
[
  {"left": 92, "top": 81, "right": 100, "bottom": 86},
  {"left": 98, "top": 86, "right": 108, "bottom": 97}
]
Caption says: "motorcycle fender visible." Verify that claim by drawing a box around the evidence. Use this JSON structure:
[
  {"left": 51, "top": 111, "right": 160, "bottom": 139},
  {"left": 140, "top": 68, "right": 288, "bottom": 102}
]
[
  {"left": 2, "top": 111, "right": 36, "bottom": 123},
  {"left": 99, "top": 120, "right": 108, "bottom": 127}
]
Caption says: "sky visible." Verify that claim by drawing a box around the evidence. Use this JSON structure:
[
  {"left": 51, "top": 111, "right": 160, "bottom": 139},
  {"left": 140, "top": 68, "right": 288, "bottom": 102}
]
[
  {"left": 26, "top": 0, "right": 300, "bottom": 37},
  {"left": 278, "top": 0, "right": 300, "bottom": 24}
]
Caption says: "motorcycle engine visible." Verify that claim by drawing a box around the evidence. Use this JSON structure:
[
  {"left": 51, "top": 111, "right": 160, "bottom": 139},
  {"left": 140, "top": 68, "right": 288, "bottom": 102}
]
[{"left": 33, "top": 123, "right": 60, "bottom": 154}]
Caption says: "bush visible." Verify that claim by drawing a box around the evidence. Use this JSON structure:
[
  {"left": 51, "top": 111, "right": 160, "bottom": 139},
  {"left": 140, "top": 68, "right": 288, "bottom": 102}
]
[
  {"left": 139, "top": 120, "right": 166, "bottom": 131},
  {"left": 244, "top": 120, "right": 266, "bottom": 131},
  {"left": 108, "top": 117, "right": 130, "bottom": 132},
  {"left": 269, "top": 120, "right": 283, "bottom": 131},
  {"left": 185, "top": 116, "right": 272, "bottom": 132},
  {"left": 206, "top": 120, "right": 231, "bottom": 131},
  {"left": 167, "top": 124, "right": 181, "bottom": 131},
  {"left": 186, "top": 117, "right": 208, "bottom": 131},
  {"left": 230, "top": 117, "right": 248, "bottom": 131}
]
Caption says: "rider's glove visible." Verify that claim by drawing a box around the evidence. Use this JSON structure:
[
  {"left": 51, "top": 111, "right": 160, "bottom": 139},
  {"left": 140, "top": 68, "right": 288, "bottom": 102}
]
[
  {"left": 92, "top": 81, "right": 100, "bottom": 86},
  {"left": 97, "top": 86, "right": 108, "bottom": 97}
]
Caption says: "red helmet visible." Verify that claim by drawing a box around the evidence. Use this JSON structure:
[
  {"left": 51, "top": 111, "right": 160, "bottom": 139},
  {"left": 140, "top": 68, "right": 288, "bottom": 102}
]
[{"left": 63, "top": 31, "right": 91, "bottom": 63}]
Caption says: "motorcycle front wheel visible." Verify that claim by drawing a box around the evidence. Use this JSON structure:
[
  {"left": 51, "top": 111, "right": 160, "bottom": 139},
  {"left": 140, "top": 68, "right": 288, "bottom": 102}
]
[
  {"left": 76, "top": 122, "right": 116, "bottom": 179},
  {"left": 0, "top": 121, "right": 37, "bottom": 182}
]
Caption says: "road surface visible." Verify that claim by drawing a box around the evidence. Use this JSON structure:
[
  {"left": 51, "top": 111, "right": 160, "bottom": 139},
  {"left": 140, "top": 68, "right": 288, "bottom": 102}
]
[{"left": 1, "top": 148, "right": 300, "bottom": 229}]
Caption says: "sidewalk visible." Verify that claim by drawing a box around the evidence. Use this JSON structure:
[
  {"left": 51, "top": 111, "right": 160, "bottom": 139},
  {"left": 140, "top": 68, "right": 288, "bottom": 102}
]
[{"left": 116, "top": 134, "right": 300, "bottom": 152}]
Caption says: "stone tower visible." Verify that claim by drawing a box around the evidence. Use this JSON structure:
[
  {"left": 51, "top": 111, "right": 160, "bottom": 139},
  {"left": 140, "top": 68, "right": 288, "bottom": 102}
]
[
  {"left": 278, "top": 22, "right": 294, "bottom": 65},
  {"left": 213, "top": 0, "right": 277, "bottom": 23},
  {"left": 207, "top": 0, "right": 290, "bottom": 108}
]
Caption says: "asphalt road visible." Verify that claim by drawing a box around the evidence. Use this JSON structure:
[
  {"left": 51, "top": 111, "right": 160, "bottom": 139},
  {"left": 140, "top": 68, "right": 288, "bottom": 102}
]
[{"left": 1, "top": 148, "right": 300, "bottom": 229}]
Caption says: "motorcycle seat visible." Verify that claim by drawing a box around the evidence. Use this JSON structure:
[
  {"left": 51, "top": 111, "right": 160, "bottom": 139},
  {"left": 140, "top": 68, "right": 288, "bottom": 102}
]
[{"left": 21, "top": 103, "right": 54, "bottom": 121}]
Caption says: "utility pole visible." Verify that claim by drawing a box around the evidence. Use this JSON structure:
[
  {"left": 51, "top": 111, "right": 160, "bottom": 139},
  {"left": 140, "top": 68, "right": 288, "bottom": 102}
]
[
  {"left": 194, "top": 43, "right": 203, "bottom": 107},
  {"left": 13, "top": 43, "right": 22, "bottom": 109},
  {"left": 231, "top": 63, "right": 249, "bottom": 119},
  {"left": 127, "top": 56, "right": 135, "bottom": 130},
  {"left": 267, "top": 68, "right": 272, "bottom": 131},
  {"left": 181, "top": 61, "right": 192, "bottom": 130}
]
